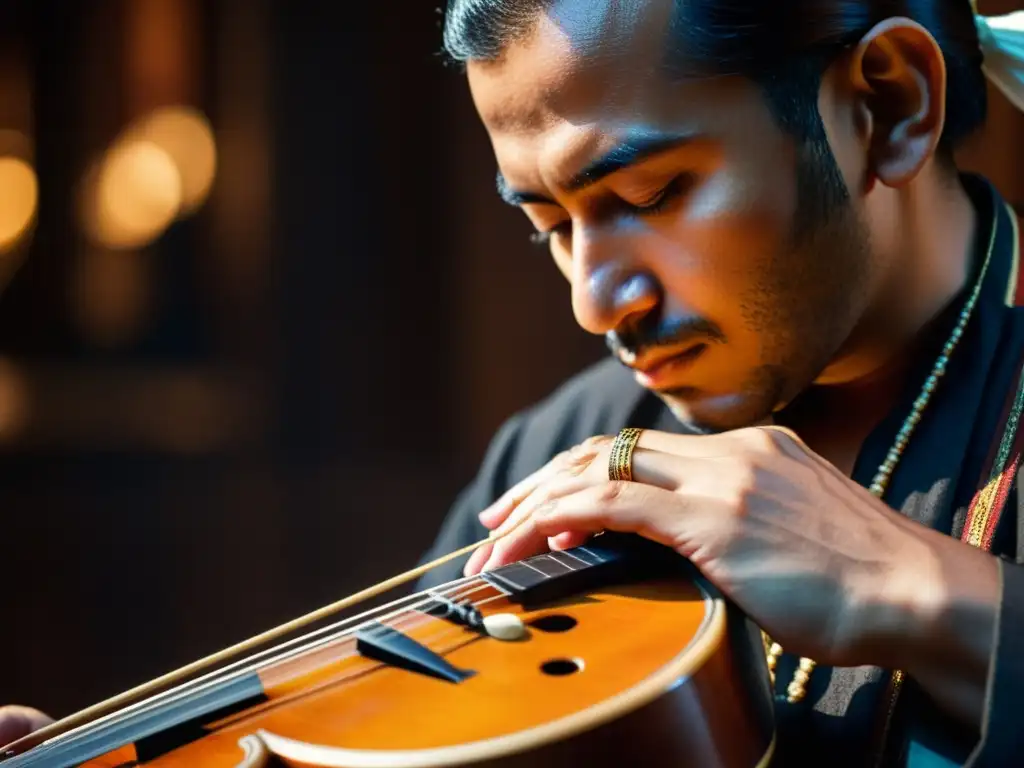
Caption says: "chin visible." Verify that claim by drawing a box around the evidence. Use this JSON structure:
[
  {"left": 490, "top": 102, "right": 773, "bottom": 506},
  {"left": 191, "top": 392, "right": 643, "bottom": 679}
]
[{"left": 658, "top": 388, "right": 779, "bottom": 434}]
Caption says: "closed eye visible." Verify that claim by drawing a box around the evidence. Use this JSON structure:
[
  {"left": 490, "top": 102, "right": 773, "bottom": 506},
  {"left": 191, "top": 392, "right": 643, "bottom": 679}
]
[
  {"left": 629, "top": 173, "right": 693, "bottom": 215},
  {"left": 530, "top": 221, "right": 571, "bottom": 248},
  {"left": 528, "top": 173, "right": 695, "bottom": 247}
]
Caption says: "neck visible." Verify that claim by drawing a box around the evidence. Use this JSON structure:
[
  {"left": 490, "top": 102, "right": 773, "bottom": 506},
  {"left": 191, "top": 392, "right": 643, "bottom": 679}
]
[
  {"left": 779, "top": 165, "right": 980, "bottom": 473},
  {"left": 821, "top": 164, "right": 978, "bottom": 385}
]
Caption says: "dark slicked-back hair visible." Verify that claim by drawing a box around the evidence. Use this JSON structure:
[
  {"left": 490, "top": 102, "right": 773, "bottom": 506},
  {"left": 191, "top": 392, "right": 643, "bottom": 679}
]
[{"left": 442, "top": 0, "right": 987, "bottom": 153}]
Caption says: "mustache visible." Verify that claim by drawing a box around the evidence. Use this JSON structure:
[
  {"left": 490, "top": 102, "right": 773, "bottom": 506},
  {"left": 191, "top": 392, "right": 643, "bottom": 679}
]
[{"left": 606, "top": 315, "right": 724, "bottom": 363}]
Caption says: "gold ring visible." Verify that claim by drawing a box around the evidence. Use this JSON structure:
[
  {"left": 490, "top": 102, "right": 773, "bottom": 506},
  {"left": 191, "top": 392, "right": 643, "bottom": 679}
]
[{"left": 608, "top": 428, "right": 643, "bottom": 482}]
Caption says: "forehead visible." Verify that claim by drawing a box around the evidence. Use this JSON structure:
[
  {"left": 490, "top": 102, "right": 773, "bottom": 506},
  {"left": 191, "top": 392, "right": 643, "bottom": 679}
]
[
  {"left": 465, "top": 3, "right": 772, "bottom": 184},
  {"left": 466, "top": 0, "right": 672, "bottom": 128}
]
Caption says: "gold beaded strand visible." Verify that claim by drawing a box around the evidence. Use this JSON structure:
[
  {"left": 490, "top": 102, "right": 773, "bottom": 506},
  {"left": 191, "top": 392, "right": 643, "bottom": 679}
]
[{"left": 765, "top": 212, "right": 998, "bottom": 703}]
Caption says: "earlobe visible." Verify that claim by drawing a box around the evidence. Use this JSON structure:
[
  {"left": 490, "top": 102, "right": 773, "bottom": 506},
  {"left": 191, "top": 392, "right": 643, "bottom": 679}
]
[{"left": 848, "top": 18, "right": 947, "bottom": 188}]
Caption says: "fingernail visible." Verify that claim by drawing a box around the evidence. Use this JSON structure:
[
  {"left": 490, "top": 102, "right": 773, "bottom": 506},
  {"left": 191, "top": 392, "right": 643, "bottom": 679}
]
[
  {"left": 479, "top": 505, "right": 507, "bottom": 525},
  {"left": 464, "top": 555, "right": 482, "bottom": 577}
]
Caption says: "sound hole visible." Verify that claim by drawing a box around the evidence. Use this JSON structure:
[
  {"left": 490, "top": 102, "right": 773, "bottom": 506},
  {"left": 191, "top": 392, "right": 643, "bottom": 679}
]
[
  {"left": 541, "top": 658, "right": 583, "bottom": 676},
  {"left": 530, "top": 614, "right": 577, "bottom": 633}
]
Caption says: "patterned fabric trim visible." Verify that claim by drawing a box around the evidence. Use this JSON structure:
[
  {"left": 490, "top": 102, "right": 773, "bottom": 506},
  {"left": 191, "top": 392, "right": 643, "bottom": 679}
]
[
  {"left": 962, "top": 362, "right": 1024, "bottom": 550},
  {"left": 964, "top": 204, "right": 1024, "bottom": 551}
]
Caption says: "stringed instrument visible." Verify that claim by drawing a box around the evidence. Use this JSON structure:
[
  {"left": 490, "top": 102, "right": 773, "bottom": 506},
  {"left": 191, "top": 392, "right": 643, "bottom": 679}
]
[{"left": 0, "top": 533, "right": 775, "bottom": 767}]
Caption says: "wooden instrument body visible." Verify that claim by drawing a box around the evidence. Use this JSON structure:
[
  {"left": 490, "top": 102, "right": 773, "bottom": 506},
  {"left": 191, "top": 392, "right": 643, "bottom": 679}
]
[{"left": 9, "top": 541, "right": 775, "bottom": 767}]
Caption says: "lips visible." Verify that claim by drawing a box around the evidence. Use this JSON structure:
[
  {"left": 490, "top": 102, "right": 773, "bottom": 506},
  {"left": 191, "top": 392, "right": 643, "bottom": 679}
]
[{"left": 628, "top": 344, "right": 707, "bottom": 389}]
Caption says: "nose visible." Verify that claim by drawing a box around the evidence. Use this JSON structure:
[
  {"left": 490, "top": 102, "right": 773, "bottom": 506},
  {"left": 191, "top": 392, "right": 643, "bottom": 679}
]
[{"left": 570, "top": 229, "right": 661, "bottom": 336}]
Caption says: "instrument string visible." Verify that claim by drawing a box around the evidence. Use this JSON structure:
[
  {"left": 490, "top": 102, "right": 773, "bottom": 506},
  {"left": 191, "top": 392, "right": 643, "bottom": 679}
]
[
  {"left": 185, "top": 592, "right": 516, "bottom": 730},
  {"left": 19, "top": 580, "right": 493, "bottom": 757},
  {"left": 24, "top": 577, "right": 524, "bottom": 765},
  {"left": 6, "top": 515, "right": 536, "bottom": 761}
]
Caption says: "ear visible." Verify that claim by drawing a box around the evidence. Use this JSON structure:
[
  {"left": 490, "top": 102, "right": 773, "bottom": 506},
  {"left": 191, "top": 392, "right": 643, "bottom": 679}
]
[{"left": 846, "top": 17, "right": 947, "bottom": 187}]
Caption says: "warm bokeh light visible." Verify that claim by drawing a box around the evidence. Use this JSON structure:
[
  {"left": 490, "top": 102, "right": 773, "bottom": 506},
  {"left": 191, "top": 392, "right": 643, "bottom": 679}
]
[
  {"left": 0, "top": 156, "right": 39, "bottom": 252},
  {"left": 80, "top": 105, "right": 217, "bottom": 249},
  {"left": 133, "top": 105, "right": 216, "bottom": 214},
  {"left": 85, "top": 139, "right": 183, "bottom": 250}
]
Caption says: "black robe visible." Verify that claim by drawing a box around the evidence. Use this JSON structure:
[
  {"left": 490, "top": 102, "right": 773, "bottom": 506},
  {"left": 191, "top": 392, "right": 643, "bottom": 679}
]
[{"left": 416, "top": 174, "right": 1024, "bottom": 767}]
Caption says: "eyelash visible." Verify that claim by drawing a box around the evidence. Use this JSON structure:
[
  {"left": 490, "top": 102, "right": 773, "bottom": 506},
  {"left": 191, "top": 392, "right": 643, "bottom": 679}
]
[{"left": 530, "top": 174, "right": 690, "bottom": 247}]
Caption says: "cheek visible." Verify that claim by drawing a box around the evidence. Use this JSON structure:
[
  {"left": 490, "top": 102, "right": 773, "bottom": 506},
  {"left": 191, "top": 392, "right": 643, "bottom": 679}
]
[
  {"left": 653, "top": 168, "right": 797, "bottom": 323},
  {"left": 689, "top": 145, "right": 798, "bottom": 231}
]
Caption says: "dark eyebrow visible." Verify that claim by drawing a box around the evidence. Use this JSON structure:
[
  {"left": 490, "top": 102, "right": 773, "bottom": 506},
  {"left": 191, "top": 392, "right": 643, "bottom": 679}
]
[
  {"left": 495, "top": 133, "right": 696, "bottom": 207},
  {"left": 496, "top": 173, "right": 553, "bottom": 206}
]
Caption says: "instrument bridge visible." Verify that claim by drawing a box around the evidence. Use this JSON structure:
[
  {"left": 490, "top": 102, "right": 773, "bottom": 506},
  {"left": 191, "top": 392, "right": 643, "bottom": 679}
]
[{"left": 354, "top": 622, "right": 476, "bottom": 683}]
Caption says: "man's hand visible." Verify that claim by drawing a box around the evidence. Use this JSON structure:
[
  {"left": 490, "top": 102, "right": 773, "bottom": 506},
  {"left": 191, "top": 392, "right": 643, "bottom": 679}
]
[
  {"left": 0, "top": 705, "right": 52, "bottom": 748},
  {"left": 465, "top": 427, "right": 999, "bottom": 680}
]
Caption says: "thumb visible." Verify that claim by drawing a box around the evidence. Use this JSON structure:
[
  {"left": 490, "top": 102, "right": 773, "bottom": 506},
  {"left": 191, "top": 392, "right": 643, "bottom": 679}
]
[{"left": 0, "top": 705, "right": 53, "bottom": 748}]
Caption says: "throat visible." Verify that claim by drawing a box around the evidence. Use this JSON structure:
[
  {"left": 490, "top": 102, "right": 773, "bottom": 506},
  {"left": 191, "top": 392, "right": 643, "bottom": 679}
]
[
  {"left": 778, "top": 265, "right": 971, "bottom": 477},
  {"left": 775, "top": 360, "right": 915, "bottom": 477}
]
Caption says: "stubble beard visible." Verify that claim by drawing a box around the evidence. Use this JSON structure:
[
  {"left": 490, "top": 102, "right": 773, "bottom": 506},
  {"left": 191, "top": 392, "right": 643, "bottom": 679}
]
[{"left": 659, "top": 157, "right": 873, "bottom": 436}]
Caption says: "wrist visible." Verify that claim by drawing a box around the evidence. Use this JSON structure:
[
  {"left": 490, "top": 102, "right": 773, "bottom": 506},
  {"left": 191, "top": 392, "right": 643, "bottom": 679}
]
[{"left": 855, "top": 529, "right": 999, "bottom": 677}]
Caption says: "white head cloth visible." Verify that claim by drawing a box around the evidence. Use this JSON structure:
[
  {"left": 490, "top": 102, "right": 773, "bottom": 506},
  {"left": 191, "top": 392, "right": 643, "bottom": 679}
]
[{"left": 975, "top": 6, "right": 1024, "bottom": 112}]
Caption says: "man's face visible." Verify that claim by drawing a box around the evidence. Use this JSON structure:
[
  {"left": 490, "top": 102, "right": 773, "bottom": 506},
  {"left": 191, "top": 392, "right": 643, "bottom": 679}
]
[{"left": 466, "top": 1, "right": 880, "bottom": 433}]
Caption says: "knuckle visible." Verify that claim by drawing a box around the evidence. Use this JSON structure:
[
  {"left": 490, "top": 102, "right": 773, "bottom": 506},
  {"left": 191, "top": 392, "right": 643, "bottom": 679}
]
[
  {"left": 563, "top": 436, "right": 610, "bottom": 474},
  {"left": 533, "top": 498, "right": 559, "bottom": 518},
  {"left": 596, "top": 480, "right": 627, "bottom": 505},
  {"left": 723, "top": 460, "right": 760, "bottom": 514},
  {"left": 528, "top": 487, "right": 557, "bottom": 509},
  {"left": 746, "top": 427, "right": 782, "bottom": 453},
  {"left": 552, "top": 449, "right": 576, "bottom": 469}
]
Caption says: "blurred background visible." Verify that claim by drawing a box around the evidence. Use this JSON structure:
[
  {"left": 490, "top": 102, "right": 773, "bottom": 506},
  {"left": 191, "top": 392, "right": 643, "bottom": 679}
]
[{"left": 0, "top": 0, "right": 1020, "bottom": 719}]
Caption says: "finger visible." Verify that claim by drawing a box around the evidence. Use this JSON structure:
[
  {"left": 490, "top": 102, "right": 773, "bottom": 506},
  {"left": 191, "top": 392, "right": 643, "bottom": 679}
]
[
  {"left": 610, "top": 445, "right": 722, "bottom": 494},
  {"left": 481, "top": 481, "right": 695, "bottom": 572},
  {"left": 622, "top": 445, "right": 758, "bottom": 499},
  {"left": 477, "top": 470, "right": 550, "bottom": 529},
  {"left": 549, "top": 530, "right": 590, "bottom": 550},
  {"left": 479, "top": 512, "right": 550, "bottom": 574},
  {"left": 478, "top": 438, "right": 607, "bottom": 528},
  {"left": 474, "top": 446, "right": 706, "bottom": 575},
  {"left": 626, "top": 447, "right": 692, "bottom": 491},
  {"left": 482, "top": 432, "right": 712, "bottom": 536},
  {"left": 473, "top": 467, "right": 622, "bottom": 575},
  {"left": 629, "top": 429, "right": 741, "bottom": 459},
  {"left": 531, "top": 481, "right": 693, "bottom": 552},
  {"left": 0, "top": 706, "right": 53, "bottom": 748},
  {"left": 632, "top": 421, "right": 812, "bottom": 462},
  {"left": 491, "top": 470, "right": 605, "bottom": 539},
  {"left": 463, "top": 540, "right": 494, "bottom": 576},
  {"left": 467, "top": 501, "right": 547, "bottom": 575}
]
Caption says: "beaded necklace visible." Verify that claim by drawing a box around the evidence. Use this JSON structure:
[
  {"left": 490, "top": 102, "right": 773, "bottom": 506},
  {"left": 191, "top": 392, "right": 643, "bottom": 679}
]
[{"left": 763, "top": 203, "right": 999, "bottom": 704}]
